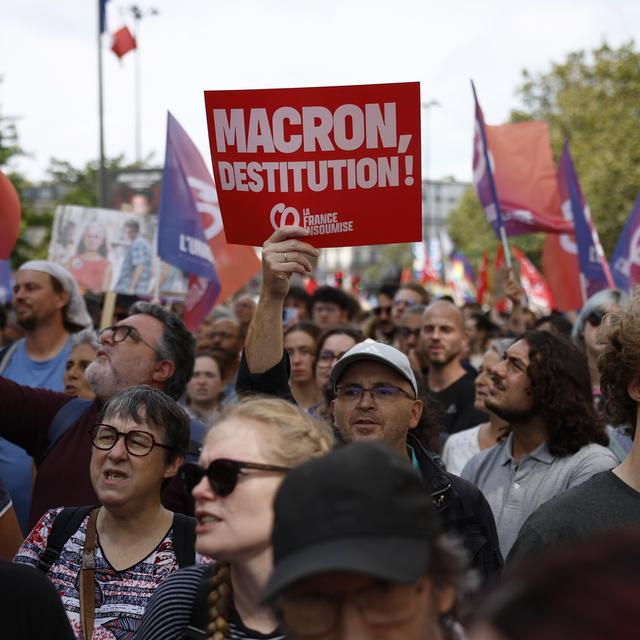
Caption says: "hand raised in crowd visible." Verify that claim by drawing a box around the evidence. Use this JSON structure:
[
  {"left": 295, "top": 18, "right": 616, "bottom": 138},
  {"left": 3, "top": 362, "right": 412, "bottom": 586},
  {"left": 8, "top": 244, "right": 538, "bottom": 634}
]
[
  {"left": 504, "top": 275, "right": 524, "bottom": 308},
  {"left": 261, "top": 226, "right": 319, "bottom": 300}
]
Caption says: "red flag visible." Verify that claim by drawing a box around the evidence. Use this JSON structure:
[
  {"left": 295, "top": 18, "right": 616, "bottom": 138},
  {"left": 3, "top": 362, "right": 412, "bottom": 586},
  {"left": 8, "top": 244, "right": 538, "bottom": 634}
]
[
  {"left": 304, "top": 278, "right": 318, "bottom": 295},
  {"left": 111, "top": 26, "right": 136, "bottom": 59},
  {"left": 477, "top": 250, "right": 490, "bottom": 305},
  {"left": 0, "top": 171, "right": 21, "bottom": 259},
  {"left": 483, "top": 121, "right": 573, "bottom": 235},
  {"left": 512, "top": 246, "right": 553, "bottom": 314},
  {"left": 542, "top": 234, "right": 581, "bottom": 311}
]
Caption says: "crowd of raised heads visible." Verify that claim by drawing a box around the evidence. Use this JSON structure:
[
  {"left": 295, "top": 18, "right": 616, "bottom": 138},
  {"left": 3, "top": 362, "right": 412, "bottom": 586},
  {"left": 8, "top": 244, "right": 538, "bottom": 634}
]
[{"left": 1, "top": 242, "right": 639, "bottom": 640}]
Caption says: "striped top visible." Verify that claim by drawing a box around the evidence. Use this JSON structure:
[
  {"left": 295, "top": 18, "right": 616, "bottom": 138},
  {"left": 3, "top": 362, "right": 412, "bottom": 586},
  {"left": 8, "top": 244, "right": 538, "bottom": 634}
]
[{"left": 136, "top": 564, "right": 286, "bottom": 640}]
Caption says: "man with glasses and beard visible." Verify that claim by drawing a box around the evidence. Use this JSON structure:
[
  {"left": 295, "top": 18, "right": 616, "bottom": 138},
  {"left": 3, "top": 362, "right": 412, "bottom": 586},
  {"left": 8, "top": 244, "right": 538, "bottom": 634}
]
[
  {"left": 0, "top": 301, "right": 203, "bottom": 530},
  {"left": 461, "top": 330, "right": 618, "bottom": 558},
  {"left": 239, "top": 226, "right": 503, "bottom": 581}
]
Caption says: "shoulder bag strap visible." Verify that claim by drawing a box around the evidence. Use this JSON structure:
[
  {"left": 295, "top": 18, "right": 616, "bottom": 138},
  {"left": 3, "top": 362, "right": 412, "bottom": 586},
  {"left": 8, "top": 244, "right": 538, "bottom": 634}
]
[
  {"left": 80, "top": 507, "right": 99, "bottom": 640},
  {"left": 172, "top": 512, "right": 196, "bottom": 568},
  {"left": 37, "top": 506, "right": 94, "bottom": 574}
]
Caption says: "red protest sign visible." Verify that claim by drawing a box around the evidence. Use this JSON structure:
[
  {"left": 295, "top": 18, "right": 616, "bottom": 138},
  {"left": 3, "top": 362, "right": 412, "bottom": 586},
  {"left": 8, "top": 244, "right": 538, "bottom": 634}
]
[{"left": 204, "top": 82, "right": 422, "bottom": 247}]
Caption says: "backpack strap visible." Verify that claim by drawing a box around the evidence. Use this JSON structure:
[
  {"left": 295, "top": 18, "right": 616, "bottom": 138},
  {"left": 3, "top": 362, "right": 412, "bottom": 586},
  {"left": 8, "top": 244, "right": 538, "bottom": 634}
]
[
  {"left": 37, "top": 506, "right": 95, "bottom": 574},
  {"left": 38, "top": 397, "right": 94, "bottom": 465},
  {"left": 184, "top": 564, "right": 215, "bottom": 639},
  {"left": 172, "top": 512, "right": 196, "bottom": 569},
  {"left": 0, "top": 341, "right": 19, "bottom": 374}
]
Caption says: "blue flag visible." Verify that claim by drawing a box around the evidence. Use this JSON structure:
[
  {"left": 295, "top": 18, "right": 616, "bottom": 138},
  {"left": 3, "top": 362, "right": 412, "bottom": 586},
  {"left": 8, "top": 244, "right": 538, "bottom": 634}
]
[
  {"left": 158, "top": 112, "right": 220, "bottom": 282},
  {"left": 0, "top": 260, "right": 13, "bottom": 305},
  {"left": 557, "top": 141, "right": 613, "bottom": 299},
  {"left": 610, "top": 193, "right": 640, "bottom": 293},
  {"left": 99, "top": 0, "right": 110, "bottom": 33}
]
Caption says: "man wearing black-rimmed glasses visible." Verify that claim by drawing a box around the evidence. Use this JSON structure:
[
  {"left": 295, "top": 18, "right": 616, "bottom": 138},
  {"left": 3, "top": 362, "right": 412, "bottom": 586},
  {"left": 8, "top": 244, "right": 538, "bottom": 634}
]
[
  {"left": 239, "top": 226, "right": 503, "bottom": 581},
  {"left": 0, "top": 301, "right": 202, "bottom": 530}
]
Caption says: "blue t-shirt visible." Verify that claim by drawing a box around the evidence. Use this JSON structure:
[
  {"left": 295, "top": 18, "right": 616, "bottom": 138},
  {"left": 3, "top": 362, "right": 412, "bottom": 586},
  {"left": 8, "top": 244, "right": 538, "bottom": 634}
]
[{"left": 1, "top": 337, "right": 73, "bottom": 534}]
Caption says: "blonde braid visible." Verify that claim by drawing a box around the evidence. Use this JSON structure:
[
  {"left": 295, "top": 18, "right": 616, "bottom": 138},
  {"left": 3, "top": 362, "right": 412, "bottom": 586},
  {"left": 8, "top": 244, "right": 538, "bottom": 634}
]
[{"left": 206, "top": 563, "right": 231, "bottom": 640}]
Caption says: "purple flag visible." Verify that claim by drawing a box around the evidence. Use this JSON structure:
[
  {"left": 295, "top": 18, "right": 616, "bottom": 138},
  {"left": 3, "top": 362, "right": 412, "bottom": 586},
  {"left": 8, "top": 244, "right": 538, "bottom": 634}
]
[
  {"left": 158, "top": 112, "right": 220, "bottom": 329},
  {"left": 610, "top": 193, "right": 640, "bottom": 294},
  {"left": 557, "top": 141, "right": 613, "bottom": 299},
  {"left": 471, "top": 82, "right": 506, "bottom": 241},
  {"left": 0, "top": 260, "right": 13, "bottom": 305}
]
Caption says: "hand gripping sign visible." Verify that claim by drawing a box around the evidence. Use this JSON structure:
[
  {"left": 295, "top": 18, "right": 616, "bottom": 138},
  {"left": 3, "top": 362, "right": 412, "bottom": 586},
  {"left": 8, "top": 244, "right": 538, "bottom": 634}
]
[{"left": 204, "top": 82, "right": 423, "bottom": 247}]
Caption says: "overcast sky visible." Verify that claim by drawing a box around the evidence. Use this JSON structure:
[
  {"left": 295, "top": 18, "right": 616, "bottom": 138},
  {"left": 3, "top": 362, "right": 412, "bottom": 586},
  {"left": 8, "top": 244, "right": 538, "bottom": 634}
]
[{"left": 2, "top": 0, "right": 639, "bottom": 185}]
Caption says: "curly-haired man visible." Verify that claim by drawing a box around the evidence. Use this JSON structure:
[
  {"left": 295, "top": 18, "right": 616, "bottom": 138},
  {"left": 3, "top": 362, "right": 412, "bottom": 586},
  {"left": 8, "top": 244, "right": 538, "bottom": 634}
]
[
  {"left": 461, "top": 329, "right": 618, "bottom": 558},
  {"left": 508, "top": 300, "right": 640, "bottom": 561}
]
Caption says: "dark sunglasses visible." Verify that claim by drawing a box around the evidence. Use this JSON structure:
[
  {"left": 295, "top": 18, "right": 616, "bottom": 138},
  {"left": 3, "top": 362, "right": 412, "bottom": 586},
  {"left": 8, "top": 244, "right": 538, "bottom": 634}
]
[
  {"left": 179, "top": 459, "right": 291, "bottom": 497},
  {"left": 586, "top": 309, "right": 606, "bottom": 328}
]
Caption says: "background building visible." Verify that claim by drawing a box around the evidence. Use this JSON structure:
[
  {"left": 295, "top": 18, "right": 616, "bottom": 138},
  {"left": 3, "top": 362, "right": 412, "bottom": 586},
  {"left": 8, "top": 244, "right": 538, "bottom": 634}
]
[{"left": 318, "top": 176, "right": 471, "bottom": 284}]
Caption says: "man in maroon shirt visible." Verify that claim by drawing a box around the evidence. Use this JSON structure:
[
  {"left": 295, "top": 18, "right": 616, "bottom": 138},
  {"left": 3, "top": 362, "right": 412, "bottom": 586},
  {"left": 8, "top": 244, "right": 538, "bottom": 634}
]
[{"left": 0, "top": 301, "right": 198, "bottom": 529}]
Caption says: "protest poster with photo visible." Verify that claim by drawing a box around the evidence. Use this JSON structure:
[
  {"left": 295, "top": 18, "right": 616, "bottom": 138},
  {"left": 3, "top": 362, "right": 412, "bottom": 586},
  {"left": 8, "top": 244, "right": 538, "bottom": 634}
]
[
  {"left": 204, "top": 82, "right": 423, "bottom": 247},
  {"left": 49, "top": 205, "right": 188, "bottom": 297},
  {"left": 107, "top": 168, "right": 163, "bottom": 214}
]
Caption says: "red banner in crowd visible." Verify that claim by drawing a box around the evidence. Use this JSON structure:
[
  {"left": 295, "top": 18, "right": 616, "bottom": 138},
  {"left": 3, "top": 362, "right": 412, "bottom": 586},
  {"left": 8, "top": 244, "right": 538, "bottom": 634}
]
[
  {"left": 0, "top": 170, "right": 21, "bottom": 259},
  {"left": 204, "top": 82, "right": 423, "bottom": 248},
  {"left": 542, "top": 234, "right": 582, "bottom": 311},
  {"left": 484, "top": 121, "right": 573, "bottom": 235}
]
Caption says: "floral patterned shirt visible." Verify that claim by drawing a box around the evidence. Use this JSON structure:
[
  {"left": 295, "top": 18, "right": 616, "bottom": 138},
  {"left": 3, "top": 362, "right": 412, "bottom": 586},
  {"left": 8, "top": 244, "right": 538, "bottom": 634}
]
[{"left": 15, "top": 508, "right": 185, "bottom": 640}]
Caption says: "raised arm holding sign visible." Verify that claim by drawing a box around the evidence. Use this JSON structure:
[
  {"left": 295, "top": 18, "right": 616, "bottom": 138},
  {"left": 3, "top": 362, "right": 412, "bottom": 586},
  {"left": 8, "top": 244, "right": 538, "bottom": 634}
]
[{"left": 245, "top": 226, "right": 319, "bottom": 375}]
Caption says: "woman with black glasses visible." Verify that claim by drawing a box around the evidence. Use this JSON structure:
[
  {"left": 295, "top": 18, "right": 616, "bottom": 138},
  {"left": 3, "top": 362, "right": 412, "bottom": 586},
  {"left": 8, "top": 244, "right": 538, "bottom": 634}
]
[
  {"left": 14, "top": 385, "right": 193, "bottom": 639},
  {"left": 136, "top": 396, "right": 334, "bottom": 640}
]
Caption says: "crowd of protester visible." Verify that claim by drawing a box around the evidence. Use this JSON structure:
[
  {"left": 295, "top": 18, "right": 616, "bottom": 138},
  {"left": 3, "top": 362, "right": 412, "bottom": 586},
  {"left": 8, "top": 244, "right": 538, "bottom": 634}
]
[{"left": 1, "top": 224, "right": 640, "bottom": 639}]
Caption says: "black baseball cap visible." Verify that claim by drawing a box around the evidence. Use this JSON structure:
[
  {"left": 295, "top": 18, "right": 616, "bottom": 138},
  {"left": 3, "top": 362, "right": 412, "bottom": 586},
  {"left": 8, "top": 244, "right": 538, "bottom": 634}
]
[{"left": 262, "top": 441, "right": 442, "bottom": 602}]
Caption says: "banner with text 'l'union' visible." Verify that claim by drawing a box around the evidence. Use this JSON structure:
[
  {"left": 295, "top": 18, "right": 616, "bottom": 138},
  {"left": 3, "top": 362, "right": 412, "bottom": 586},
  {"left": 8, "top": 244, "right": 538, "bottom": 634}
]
[{"left": 204, "top": 82, "right": 423, "bottom": 247}]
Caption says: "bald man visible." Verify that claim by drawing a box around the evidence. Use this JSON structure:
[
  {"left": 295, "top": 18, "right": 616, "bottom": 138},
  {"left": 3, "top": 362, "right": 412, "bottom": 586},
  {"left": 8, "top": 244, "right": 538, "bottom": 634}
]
[{"left": 417, "top": 300, "right": 487, "bottom": 435}]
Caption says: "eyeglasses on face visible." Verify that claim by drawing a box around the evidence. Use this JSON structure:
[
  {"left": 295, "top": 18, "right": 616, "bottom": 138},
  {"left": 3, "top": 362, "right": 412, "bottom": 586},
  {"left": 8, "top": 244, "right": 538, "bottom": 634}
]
[
  {"left": 317, "top": 350, "right": 349, "bottom": 365},
  {"left": 392, "top": 299, "right": 416, "bottom": 309},
  {"left": 395, "top": 326, "right": 421, "bottom": 339},
  {"left": 277, "top": 579, "right": 425, "bottom": 636},
  {"left": 335, "top": 384, "right": 415, "bottom": 402},
  {"left": 97, "top": 324, "right": 156, "bottom": 351},
  {"left": 90, "top": 424, "right": 172, "bottom": 457},
  {"left": 180, "top": 459, "right": 291, "bottom": 497}
]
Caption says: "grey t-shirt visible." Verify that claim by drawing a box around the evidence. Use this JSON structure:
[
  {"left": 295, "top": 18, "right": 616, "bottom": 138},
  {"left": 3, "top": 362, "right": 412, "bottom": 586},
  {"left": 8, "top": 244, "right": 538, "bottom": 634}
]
[
  {"left": 461, "top": 434, "right": 618, "bottom": 557},
  {"left": 508, "top": 470, "right": 640, "bottom": 561}
]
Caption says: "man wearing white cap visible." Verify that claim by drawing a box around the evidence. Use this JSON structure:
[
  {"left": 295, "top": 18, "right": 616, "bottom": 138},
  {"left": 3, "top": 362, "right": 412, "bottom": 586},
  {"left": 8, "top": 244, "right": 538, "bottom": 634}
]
[
  {"left": 0, "top": 261, "right": 91, "bottom": 532},
  {"left": 239, "top": 227, "right": 503, "bottom": 580}
]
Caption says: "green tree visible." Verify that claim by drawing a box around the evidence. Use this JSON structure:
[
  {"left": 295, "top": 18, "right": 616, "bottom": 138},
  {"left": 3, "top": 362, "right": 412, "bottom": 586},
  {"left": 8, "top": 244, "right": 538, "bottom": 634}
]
[
  {"left": 362, "top": 243, "right": 413, "bottom": 288},
  {"left": 448, "top": 188, "right": 544, "bottom": 272},
  {"left": 515, "top": 41, "right": 640, "bottom": 254}
]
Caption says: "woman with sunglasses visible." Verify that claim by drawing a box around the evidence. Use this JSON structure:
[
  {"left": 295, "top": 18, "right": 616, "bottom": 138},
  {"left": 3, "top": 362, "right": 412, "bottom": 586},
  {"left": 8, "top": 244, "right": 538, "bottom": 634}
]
[
  {"left": 136, "top": 396, "right": 334, "bottom": 640},
  {"left": 572, "top": 289, "right": 628, "bottom": 409},
  {"left": 14, "top": 385, "right": 191, "bottom": 639}
]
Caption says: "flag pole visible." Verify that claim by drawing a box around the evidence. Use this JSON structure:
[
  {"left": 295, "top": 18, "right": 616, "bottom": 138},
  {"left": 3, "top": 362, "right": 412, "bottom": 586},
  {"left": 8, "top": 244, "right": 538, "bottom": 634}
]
[
  {"left": 132, "top": 5, "right": 142, "bottom": 163},
  {"left": 97, "top": 1, "right": 107, "bottom": 207}
]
